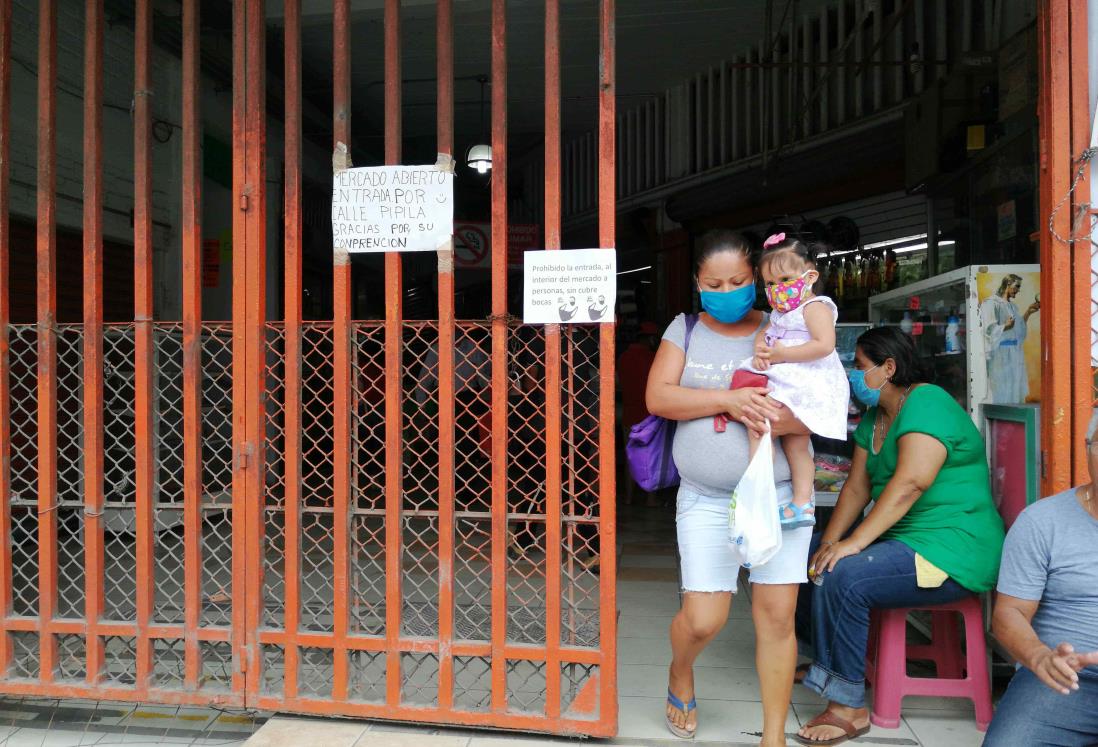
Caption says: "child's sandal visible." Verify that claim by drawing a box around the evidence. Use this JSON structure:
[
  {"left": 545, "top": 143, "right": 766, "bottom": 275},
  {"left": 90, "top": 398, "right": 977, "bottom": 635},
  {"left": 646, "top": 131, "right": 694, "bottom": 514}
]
[{"left": 778, "top": 499, "right": 816, "bottom": 529}]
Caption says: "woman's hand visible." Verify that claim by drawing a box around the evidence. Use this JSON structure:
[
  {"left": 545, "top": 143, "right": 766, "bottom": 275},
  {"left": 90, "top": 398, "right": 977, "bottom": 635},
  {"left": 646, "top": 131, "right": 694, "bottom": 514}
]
[
  {"left": 812, "top": 538, "right": 863, "bottom": 573},
  {"left": 723, "top": 387, "right": 781, "bottom": 436}
]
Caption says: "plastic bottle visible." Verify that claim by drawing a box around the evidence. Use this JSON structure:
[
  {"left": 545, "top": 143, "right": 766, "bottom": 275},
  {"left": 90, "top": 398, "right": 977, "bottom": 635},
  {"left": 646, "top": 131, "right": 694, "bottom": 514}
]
[
  {"left": 900, "top": 310, "right": 914, "bottom": 335},
  {"left": 945, "top": 311, "right": 961, "bottom": 353}
]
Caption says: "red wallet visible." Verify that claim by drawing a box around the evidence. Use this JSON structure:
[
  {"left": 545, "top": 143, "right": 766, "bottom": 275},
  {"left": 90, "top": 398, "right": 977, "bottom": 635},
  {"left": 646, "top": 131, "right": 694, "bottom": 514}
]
[{"left": 715, "top": 370, "right": 770, "bottom": 432}]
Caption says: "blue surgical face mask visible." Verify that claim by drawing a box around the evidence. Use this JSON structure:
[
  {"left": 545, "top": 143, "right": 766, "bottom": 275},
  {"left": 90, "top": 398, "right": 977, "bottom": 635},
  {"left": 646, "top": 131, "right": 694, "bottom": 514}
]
[
  {"left": 848, "top": 364, "right": 885, "bottom": 407},
  {"left": 699, "top": 285, "right": 756, "bottom": 324}
]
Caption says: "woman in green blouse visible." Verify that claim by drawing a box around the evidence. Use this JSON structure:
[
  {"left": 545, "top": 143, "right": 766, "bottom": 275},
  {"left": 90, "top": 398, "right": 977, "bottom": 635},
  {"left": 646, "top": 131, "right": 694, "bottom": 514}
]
[{"left": 795, "top": 327, "right": 1005, "bottom": 745}]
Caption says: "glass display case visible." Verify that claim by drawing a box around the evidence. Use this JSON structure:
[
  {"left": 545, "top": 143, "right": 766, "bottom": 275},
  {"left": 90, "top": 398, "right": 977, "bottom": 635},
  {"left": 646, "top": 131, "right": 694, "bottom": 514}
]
[
  {"left": 812, "top": 323, "right": 870, "bottom": 506},
  {"left": 867, "top": 264, "right": 1041, "bottom": 421}
]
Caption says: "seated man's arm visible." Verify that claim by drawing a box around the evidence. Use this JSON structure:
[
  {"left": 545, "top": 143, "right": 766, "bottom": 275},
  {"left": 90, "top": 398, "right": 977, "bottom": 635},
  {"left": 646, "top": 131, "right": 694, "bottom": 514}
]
[
  {"left": 993, "top": 594, "right": 1081, "bottom": 694},
  {"left": 994, "top": 507, "right": 1098, "bottom": 694}
]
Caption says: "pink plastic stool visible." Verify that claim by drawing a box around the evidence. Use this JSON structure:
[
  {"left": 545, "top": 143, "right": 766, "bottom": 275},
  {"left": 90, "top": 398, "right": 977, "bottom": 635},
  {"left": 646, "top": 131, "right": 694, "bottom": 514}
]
[{"left": 864, "top": 595, "right": 993, "bottom": 731}]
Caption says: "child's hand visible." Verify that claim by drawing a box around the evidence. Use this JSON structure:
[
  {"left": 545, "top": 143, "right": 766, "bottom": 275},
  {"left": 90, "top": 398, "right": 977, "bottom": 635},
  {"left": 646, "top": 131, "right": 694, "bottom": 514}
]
[
  {"left": 767, "top": 345, "right": 785, "bottom": 365},
  {"left": 753, "top": 338, "right": 771, "bottom": 371}
]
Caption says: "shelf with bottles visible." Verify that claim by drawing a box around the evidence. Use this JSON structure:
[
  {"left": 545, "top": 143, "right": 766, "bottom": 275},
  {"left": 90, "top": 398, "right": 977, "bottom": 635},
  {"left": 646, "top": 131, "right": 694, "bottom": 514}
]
[{"left": 817, "top": 249, "right": 902, "bottom": 309}]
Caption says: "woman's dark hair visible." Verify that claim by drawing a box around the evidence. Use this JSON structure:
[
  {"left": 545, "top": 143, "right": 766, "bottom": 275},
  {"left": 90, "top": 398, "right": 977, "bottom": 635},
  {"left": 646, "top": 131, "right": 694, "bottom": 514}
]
[
  {"left": 856, "top": 326, "right": 926, "bottom": 387},
  {"left": 695, "top": 229, "right": 755, "bottom": 276},
  {"left": 758, "top": 235, "right": 817, "bottom": 278}
]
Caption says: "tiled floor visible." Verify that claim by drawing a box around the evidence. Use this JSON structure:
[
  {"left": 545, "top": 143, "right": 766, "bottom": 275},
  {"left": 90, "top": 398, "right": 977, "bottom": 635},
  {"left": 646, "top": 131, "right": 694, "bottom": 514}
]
[
  {"left": 0, "top": 699, "right": 263, "bottom": 745},
  {"left": 608, "top": 501, "right": 987, "bottom": 747}
]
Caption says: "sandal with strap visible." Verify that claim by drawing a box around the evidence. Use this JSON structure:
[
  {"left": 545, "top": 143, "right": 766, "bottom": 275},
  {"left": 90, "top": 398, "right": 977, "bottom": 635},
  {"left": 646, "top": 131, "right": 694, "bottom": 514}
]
[
  {"left": 794, "top": 709, "right": 871, "bottom": 746},
  {"left": 665, "top": 688, "right": 697, "bottom": 739},
  {"left": 779, "top": 498, "right": 816, "bottom": 529}
]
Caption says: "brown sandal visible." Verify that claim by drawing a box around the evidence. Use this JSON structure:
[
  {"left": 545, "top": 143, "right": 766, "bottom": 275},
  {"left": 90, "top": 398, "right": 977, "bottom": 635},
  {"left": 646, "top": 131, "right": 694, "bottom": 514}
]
[{"left": 794, "top": 709, "right": 871, "bottom": 746}]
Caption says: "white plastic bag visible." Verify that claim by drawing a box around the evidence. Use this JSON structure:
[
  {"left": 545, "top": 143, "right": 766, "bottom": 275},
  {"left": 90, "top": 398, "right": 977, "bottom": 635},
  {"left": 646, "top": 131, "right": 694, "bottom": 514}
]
[{"left": 728, "top": 432, "right": 783, "bottom": 568}]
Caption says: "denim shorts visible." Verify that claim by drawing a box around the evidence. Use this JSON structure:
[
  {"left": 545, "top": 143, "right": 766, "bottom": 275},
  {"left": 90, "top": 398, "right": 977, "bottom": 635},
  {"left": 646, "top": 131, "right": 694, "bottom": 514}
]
[{"left": 676, "top": 485, "right": 812, "bottom": 592}]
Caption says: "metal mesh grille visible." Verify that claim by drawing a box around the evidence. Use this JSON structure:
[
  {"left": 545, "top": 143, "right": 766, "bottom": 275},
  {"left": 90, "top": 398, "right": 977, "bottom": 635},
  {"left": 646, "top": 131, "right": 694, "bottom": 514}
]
[
  {"left": 347, "top": 650, "right": 386, "bottom": 703},
  {"left": 400, "top": 652, "right": 439, "bottom": 707},
  {"left": 153, "top": 637, "right": 186, "bottom": 690},
  {"left": 298, "top": 647, "right": 334, "bottom": 699},
  {"left": 153, "top": 325, "right": 185, "bottom": 625},
  {"left": 0, "top": 316, "right": 610, "bottom": 726},
  {"left": 102, "top": 636, "right": 138, "bottom": 687},
  {"left": 561, "top": 663, "right": 599, "bottom": 720},
  {"left": 506, "top": 659, "right": 547, "bottom": 714},
  {"left": 55, "top": 634, "right": 87, "bottom": 682},
  {"left": 261, "top": 644, "right": 285, "bottom": 696},
  {"left": 453, "top": 655, "right": 491, "bottom": 711},
  {"left": 8, "top": 327, "right": 39, "bottom": 619},
  {"left": 263, "top": 326, "right": 287, "bottom": 629},
  {"left": 201, "top": 641, "right": 234, "bottom": 691},
  {"left": 8, "top": 326, "right": 38, "bottom": 505},
  {"left": 561, "top": 328, "right": 602, "bottom": 648},
  {"left": 9, "top": 632, "right": 39, "bottom": 680}
]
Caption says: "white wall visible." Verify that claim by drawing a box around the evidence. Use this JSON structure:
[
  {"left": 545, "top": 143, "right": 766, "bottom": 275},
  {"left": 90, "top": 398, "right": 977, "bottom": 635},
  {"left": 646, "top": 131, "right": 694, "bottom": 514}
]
[{"left": 10, "top": 0, "right": 332, "bottom": 322}]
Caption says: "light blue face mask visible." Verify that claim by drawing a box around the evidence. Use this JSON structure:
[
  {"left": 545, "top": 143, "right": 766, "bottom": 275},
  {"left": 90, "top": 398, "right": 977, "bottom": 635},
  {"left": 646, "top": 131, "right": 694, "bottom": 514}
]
[
  {"left": 699, "top": 285, "right": 756, "bottom": 324},
  {"left": 848, "top": 364, "right": 885, "bottom": 407}
]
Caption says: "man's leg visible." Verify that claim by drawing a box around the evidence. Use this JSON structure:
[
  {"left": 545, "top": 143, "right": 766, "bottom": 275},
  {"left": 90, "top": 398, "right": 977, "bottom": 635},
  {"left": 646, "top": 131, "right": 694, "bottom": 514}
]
[{"left": 985, "top": 667, "right": 1098, "bottom": 746}]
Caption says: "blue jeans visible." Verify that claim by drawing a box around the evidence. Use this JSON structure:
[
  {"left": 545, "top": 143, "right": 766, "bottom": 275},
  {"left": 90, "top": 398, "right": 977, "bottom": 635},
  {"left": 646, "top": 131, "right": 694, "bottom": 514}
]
[
  {"left": 801, "top": 537, "right": 970, "bottom": 708},
  {"left": 984, "top": 667, "right": 1098, "bottom": 746}
]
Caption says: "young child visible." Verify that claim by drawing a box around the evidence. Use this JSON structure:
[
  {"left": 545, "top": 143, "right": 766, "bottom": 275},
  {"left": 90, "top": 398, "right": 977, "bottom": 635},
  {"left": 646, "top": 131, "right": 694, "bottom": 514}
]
[{"left": 743, "top": 233, "right": 849, "bottom": 529}]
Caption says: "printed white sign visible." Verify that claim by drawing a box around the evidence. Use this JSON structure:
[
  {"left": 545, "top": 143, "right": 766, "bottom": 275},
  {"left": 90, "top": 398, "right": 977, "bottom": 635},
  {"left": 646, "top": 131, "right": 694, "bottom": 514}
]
[
  {"left": 331, "top": 165, "right": 453, "bottom": 253},
  {"left": 523, "top": 249, "right": 617, "bottom": 325}
]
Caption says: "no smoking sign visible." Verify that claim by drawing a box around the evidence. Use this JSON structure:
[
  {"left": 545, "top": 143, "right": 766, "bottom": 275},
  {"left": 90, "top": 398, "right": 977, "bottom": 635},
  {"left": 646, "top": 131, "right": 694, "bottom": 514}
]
[{"left": 454, "top": 224, "right": 490, "bottom": 268}]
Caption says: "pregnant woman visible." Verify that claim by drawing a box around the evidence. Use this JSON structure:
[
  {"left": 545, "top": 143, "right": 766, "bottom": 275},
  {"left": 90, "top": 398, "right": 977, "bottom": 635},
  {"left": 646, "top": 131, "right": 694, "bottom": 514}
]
[{"left": 647, "top": 230, "right": 813, "bottom": 747}]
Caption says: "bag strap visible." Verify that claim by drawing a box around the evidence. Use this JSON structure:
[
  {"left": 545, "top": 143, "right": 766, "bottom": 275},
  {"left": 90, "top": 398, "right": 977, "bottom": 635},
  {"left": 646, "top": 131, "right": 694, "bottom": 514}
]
[{"left": 683, "top": 313, "right": 699, "bottom": 354}]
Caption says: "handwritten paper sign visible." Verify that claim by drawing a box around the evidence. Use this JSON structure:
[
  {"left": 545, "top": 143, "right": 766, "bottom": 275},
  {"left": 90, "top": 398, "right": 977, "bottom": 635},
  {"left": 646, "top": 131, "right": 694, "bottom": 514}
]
[
  {"left": 331, "top": 165, "right": 453, "bottom": 253},
  {"left": 523, "top": 249, "right": 617, "bottom": 325}
]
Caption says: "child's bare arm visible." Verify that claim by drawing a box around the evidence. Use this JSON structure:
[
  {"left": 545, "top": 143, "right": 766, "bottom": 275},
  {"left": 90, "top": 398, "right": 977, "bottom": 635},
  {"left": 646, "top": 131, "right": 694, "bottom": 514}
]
[
  {"left": 769, "top": 303, "right": 836, "bottom": 364},
  {"left": 752, "top": 327, "right": 771, "bottom": 370}
]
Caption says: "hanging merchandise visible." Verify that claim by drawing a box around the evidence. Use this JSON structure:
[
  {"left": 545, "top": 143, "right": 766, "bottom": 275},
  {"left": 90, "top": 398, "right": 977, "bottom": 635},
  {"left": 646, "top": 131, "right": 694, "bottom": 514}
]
[
  {"left": 884, "top": 248, "right": 897, "bottom": 289},
  {"left": 866, "top": 254, "right": 881, "bottom": 295},
  {"left": 826, "top": 259, "right": 839, "bottom": 297}
]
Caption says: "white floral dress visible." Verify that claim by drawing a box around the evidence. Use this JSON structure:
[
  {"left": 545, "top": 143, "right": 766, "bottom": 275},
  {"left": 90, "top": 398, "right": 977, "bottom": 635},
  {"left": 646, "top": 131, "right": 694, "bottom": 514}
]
[{"left": 740, "top": 296, "right": 849, "bottom": 440}]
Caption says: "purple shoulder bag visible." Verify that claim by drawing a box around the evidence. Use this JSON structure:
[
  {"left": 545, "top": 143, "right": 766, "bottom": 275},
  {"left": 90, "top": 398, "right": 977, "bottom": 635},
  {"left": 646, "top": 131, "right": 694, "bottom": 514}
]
[{"left": 625, "top": 314, "right": 698, "bottom": 492}]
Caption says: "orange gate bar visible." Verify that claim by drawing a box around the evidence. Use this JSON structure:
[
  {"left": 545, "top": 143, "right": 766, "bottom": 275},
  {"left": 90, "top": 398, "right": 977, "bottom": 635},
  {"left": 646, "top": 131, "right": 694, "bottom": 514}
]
[
  {"left": 0, "top": 0, "right": 11, "bottom": 682},
  {"left": 1038, "top": 0, "right": 1092, "bottom": 496}
]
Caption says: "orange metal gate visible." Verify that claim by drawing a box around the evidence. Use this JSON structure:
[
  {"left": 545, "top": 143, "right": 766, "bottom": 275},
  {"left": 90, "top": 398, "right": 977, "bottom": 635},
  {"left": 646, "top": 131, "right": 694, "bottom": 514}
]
[{"left": 0, "top": 0, "right": 618, "bottom": 736}]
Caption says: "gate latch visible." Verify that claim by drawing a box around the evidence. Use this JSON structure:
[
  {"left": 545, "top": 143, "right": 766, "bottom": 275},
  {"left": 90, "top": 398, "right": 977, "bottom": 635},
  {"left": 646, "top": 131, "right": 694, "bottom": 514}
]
[{"left": 236, "top": 442, "right": 254, "bottom": 472}]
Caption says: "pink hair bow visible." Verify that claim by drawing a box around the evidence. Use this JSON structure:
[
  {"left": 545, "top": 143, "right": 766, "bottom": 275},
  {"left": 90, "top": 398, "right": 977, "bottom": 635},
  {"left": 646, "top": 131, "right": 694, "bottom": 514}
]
[{"left": 763, "top": 232, "right": 786, "bottom": 249}]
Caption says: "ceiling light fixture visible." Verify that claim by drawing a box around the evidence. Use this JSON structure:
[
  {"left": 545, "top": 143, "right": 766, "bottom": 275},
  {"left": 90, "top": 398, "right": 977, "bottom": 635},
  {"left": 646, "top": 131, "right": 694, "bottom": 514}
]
[{"left": 467, "top": 76, "right": 492, "bottom": 175}]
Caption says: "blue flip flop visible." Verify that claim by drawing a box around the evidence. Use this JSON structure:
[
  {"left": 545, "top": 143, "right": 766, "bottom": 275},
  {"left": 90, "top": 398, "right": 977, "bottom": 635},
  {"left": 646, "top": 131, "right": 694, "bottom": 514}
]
[
  {"left": 779, "top": 498, "right": 816, "bottom": 530},
  {"left": 665, "top": 688, "right": 698, "bottom": 739}
]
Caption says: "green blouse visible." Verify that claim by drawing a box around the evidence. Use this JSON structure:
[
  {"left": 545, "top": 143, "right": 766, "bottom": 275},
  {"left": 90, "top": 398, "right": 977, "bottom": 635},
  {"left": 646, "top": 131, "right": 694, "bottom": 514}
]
[{"left": 853, "top": 384, "right": 1005, "bottom": 592}]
